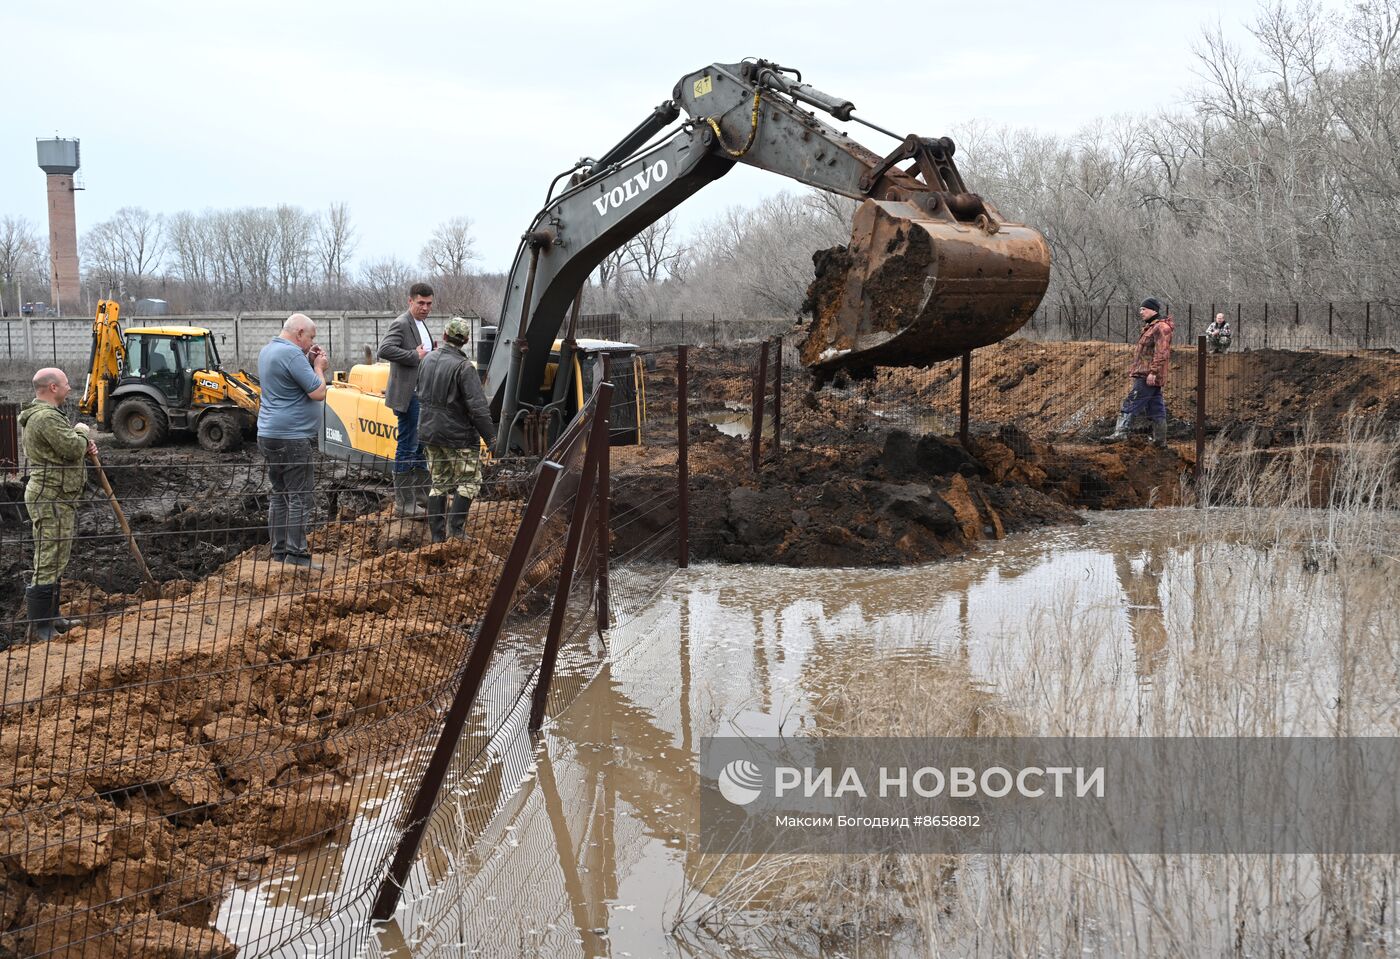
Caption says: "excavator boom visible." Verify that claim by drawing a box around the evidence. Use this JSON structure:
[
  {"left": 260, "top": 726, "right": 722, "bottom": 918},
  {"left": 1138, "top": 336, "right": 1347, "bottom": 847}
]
[{"left": 489, "top": 59, "right": 1050, "bottom": 453}]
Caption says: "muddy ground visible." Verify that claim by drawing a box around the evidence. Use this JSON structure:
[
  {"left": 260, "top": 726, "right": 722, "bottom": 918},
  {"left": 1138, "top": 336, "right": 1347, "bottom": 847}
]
[
  {"left": 610, "top": 422, "right": 1187, "bottom": 568},
  {"left": 0, "top": 498, "right": 534, "bottom": 958}
]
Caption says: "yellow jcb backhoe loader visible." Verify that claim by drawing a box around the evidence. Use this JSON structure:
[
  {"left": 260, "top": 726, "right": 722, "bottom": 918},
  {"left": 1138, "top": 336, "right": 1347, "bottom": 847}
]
[{"left": 79, "top": 300, "right": 262, "bottom": 451}]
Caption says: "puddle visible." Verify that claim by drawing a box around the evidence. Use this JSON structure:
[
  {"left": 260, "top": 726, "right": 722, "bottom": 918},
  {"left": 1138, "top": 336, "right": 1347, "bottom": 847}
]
[
  {"left": 701, "top": 405, "right": 769, "bottom": 440},
  {"left": 703, "top": 406, "right": 946, "bottom": 439},
  {"left": 220, "top": 509, "right": 1400, "bottom": 956}
]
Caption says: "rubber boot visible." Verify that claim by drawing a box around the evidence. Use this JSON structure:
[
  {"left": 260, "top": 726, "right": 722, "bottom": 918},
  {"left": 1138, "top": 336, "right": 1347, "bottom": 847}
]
[
  {"left": 393, "top": 472, "right": 424, "bottom": 517},
  {"left": 25, "top": 585, "right": 57, "bottom": 643},
  {"left": 1151, "top": 419, "right": 1169, "bottom": 448},
  {"left": 426, "top": 494, "right": 448, "bottom": 543},
  {"left": 49, "top": 582, "right": 74, "bottom": 634},
  {"left": 1102, "top": 414, "right": 1132, "bottom": 442},
  {"left": 447, "top": 493, "right": 471, "bottom": 539},
  {"left": 412, "top": 466, "right": 432, "bottom": 509}
]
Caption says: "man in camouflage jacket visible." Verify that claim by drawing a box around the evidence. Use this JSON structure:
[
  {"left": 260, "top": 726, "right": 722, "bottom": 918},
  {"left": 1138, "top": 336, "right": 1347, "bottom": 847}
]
[
  {"left": 18, "top": 367, "right": 95, "bottom": 642},
  {"left": 416, "top": 317, "right": 497, "bottom": 542}
]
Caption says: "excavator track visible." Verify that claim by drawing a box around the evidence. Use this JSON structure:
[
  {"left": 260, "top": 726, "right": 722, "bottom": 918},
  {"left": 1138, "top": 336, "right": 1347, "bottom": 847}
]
[{"left": 800, "top": 199, "right": 1051, "bottom": 375}]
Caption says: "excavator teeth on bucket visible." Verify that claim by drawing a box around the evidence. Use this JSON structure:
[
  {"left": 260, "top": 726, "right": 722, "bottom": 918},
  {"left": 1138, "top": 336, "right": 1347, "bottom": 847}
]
[{"left": 800, "top": 199, "right": 1051, "bottom": 375}]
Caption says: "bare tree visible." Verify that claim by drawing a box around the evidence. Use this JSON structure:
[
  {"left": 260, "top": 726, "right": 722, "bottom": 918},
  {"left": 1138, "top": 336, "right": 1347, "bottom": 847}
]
[
  {"left": 622, "top": 213, "right": 686, "bottom": 283},
  {"left": 314, "top": 202, "right": 357, "bottom": 293},
  {"left": 81, "top": 207, "right": 165, "bottom": 301},
  {"left": 420, "top": 216, "right": 478, "bottom": 276},
  {"left": 594, "top": 247, "right": 628, "bottom": 290},
  {"left": 0, "top": 216, "right": 43, "bottom": 315},
  {"left": 419, "top": 216, "right": 482, "bottom": 315},
  {"left": 272, "top": 204, "right": 316, "bottom": 303},
  {"left": 358, "top": 257, "right": 415, "bottom": 311}
]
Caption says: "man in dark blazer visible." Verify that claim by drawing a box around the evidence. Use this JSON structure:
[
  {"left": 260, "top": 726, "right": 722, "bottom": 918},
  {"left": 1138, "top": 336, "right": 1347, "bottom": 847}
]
[{"left": 378, "top": 282, "right": 436, "bottom": 514}]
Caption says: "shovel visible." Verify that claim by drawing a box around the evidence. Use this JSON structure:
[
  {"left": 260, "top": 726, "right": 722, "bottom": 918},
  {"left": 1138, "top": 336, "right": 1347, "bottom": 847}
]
[{"left": 87, "top": 449, "right": 158, "bottom": 596}]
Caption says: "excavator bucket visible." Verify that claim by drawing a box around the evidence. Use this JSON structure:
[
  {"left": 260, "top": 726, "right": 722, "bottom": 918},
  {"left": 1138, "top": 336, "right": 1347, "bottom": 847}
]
[{"left": 800, "top": 198, "right": 1051, "bottom": 375}]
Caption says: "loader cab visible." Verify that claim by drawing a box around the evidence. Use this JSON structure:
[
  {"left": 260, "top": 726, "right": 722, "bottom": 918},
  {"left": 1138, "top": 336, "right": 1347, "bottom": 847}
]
[{"left": 121, "top": 327, "right": 222, "bottom": 406}]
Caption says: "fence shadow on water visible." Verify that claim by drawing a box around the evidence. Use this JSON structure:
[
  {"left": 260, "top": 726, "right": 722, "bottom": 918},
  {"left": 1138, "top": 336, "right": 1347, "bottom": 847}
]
[{"left": 0, "top": 384, "right": 651, "bottom": 957}]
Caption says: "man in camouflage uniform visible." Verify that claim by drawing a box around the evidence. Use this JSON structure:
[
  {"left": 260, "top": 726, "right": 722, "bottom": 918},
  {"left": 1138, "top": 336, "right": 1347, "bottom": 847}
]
[
  {"left": 19, "top": 368, "right": 95, "bottom": 641},
  {"left": 416, "top": 317, "right": 497, "bottom": 542}
]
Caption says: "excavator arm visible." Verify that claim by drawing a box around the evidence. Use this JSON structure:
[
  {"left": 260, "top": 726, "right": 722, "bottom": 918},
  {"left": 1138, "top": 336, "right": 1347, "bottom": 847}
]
[{"left": 488, "top": 58, "right": 1050, "bottom": 454}]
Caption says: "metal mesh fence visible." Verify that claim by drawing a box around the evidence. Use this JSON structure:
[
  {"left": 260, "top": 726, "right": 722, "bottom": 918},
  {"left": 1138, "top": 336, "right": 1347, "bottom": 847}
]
[
  {"left": 765, "top": 334, "right": 1398, "bottom": 450},
  {"left": 0, "top": 385, "right": 619, "bottom": 957},
  {"left": 1023, "top": 300, "right": 1400, "bottom": 351},
  {"left": 4, "top": 310, "right": 1395, "bottom": 954},
  {"left": 604, "top": 349, "right": 682, "bottom": 628}
]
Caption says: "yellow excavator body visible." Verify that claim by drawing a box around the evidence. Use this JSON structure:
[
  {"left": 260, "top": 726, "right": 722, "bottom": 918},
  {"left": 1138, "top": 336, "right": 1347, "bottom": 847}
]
[{"left": 321, "top": 338, "right": 641, "bottom": 469}]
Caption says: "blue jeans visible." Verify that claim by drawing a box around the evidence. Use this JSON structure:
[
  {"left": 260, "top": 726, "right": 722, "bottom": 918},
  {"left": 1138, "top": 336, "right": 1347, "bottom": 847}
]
[
  {"left": 259, "top": 437, "right": 316, "bottom": 560},
  {"left": 1120, "top": 378, "right": 1167, "bottom": 422},
  {"left": 394, "top": 393, "right": 426, "bottom": 473}
]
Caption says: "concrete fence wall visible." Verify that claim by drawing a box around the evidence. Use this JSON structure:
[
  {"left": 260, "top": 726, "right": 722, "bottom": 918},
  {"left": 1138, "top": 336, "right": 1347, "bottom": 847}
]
[{"left": 0, "top": 312, "right": 421, "bottom": 369}]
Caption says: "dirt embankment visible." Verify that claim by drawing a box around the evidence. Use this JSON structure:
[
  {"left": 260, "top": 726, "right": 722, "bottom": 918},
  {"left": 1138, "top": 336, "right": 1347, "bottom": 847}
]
[
  {"left": 612, "top": 424, "right": 1188, "bottom": 568},
  {"left": 641, "top": 337, "right": 1400, "bottom": 444},
  {"left": 0, "top": 504, "right": 527, "bottom": 958},
  {"left": 825, "top": 337, "right": 1400, "bottom": 442}
]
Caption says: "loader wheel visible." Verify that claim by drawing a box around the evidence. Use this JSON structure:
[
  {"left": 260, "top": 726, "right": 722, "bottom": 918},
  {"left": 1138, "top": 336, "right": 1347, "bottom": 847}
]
[
  {"left": 196, "top": 412, "right": 245, "bottom": 453},
  {"left": 111, "top": 398, "right": 170, "bottom": 449}
]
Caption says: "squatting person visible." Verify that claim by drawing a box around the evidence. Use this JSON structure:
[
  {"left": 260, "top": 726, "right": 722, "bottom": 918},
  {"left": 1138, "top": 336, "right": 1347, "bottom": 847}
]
[
  {"left": 19, "top": 367, "right": 96, "bottom": 641},
  {"left": 416, "top": 316, "right": 497, "bottom": 542},
  {"left": 257, "top": 313, "right": 329, "bottom": 570},
  {"left": 378, "top": 282, "right": 437, "bottom": 515},
  {"left": 1105, "top": 297, "right": 1175, "bottom": 446},
  {"left": 1206, "top": 312, "right": 1232, "bottom": 353}
]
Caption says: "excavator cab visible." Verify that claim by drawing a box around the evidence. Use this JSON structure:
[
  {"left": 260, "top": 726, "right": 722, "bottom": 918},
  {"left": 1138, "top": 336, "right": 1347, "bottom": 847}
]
[{"left": 537, "top": 338, "right": 642, "bottom": 447}]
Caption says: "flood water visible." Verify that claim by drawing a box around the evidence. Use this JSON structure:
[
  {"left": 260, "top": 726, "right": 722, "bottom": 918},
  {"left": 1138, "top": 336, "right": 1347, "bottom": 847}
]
[{"left": 221, "top": 509, "right": 1400, "bottom": 957}]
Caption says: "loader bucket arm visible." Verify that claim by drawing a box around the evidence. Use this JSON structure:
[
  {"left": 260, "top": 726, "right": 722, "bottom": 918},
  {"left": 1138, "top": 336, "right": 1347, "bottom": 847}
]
[
  {"left": 80, "top": 300, "right": 126, "bottom": 425},
  {"left": 222, "top": 372, "right": 261, "bottom": 415}
]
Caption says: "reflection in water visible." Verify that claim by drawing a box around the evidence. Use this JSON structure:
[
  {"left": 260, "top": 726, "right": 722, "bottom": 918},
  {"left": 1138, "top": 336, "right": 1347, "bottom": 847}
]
[
  {"left": 228, "top": 511, "right": 1389, "bottom": 956},
  {"left": 1114, "top": 545, "right": 1168, "bottom": 677}
]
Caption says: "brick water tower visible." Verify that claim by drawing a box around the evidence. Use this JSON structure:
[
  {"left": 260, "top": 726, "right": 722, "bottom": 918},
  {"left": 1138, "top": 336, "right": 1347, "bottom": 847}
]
[{"left": 37, "top": 137, "right": 82, "bottom": 315}]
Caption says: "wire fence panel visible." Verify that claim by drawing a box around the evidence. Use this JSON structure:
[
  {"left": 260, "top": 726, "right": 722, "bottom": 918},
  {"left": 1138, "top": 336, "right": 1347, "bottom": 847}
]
[
  {"left": 604, "top": 348, "right": 682, "bottom": 628},
  {"left": 0, "top": 383, "right": 623, "bottom": 956},
  {"left": 1, "top": 447, "right": 535, "bottom": 957}
]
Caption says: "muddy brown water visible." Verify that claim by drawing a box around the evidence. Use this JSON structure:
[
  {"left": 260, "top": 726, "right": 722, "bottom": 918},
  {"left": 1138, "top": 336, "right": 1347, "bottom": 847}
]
[{"left": 214, "top": 509, "right": 1396, "bottom": 957}]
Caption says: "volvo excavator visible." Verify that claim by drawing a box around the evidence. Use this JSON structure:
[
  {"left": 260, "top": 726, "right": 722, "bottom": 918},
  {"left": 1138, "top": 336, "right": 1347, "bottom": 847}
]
[{"left": 486, "top": 58, "right": 1051, "bottom": 455}]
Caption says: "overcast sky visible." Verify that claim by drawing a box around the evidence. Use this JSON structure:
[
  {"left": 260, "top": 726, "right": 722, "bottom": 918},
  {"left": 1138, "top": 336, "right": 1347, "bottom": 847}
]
[{"left": 7, "top": 0, "right": 1269, "bottom": 275}]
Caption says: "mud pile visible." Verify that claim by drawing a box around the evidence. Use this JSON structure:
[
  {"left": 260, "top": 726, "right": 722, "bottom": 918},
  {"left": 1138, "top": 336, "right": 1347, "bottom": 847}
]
[
  {"left": 0, "top": 505, "right": 525, "bottom": 958},
  {"left": 612, "top": 424, "right": 1189, "bottom": 568},
  {"left": 849, "top": 338, "right": 1400, "bottom": 441}
]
